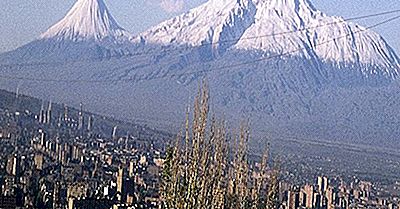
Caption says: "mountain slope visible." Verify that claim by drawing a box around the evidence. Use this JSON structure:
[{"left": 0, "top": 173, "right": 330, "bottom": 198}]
[
  {"left": 0, "top": 89, "right": 171, "bottom": 147},
  {"left": 0, "top": 0, "right": 134, "bottom": 63},
  {"left": 138, "top": 0, "right": 400, "bottom": 76},
  {"left": 0, "top": 0, "right": 400, "bottom": 148},
  {"left": 40, "top": 0, "right": 131, "bottom": 43}
]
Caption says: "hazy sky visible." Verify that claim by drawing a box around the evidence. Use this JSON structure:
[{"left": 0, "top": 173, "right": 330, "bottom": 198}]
[{"left": 0, "top": 0, "right": 399, "bottom": 54}]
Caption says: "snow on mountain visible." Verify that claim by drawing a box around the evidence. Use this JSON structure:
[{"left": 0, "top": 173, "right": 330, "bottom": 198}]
[
  {"left": 138, "top": 0, "right": 400, "bottom": 75},
  {"left": 138, "top": 0, "right": 257, "bottom": 52},
  {"left": 40, "top": 0, "right": 132, "bottom": 43},
  {"left": 0, "top": 0, "right": 135, "bottom": 63},
  {"left": 235, "top": 0, "right": 399, "bottom": 72}
]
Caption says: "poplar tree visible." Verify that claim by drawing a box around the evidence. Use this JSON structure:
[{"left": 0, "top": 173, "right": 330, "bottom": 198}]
[{"left": 160, "top": 83, "right": 281, "bottom": 209}]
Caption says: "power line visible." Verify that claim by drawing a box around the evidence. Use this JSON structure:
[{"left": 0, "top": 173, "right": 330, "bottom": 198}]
[
  {"left": 0, "top": 8, "right": 399, "bottom": 69},
  {"left": 187, "top": 14, "right": 400, "bottom": 75},
  {"left": 200, "top": 9, "right": 400, "bottom": 46},
  {"left": 0, "top": 14, "right": 399, "bottom": 84}
]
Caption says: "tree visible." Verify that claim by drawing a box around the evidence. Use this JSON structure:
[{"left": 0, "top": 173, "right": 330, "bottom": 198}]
[
  {"left": 266, "top": 158, "right": 281, "bottom": 209},
  {"left": 160, "top": 82, "right": 281, "bottom": 209}
]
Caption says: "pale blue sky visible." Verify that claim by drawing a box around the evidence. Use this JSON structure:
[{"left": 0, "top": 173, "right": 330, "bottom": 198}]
[{"left": 0, "top": 0, "right": 399, "bottom": 54}]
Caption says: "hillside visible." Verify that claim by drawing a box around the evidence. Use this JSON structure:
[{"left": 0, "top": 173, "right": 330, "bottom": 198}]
[{"left": 0, "top": 89, "right": 172, "bottom": 147}]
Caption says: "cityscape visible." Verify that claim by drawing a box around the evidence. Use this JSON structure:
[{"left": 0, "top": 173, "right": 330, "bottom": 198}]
[{"left": 0, "top": 90, "right": 399, "bottom": 209}]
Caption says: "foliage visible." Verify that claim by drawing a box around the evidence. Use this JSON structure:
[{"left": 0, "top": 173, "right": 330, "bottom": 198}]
[{"left": 161, "top": 82, "right": 280, "bottom": 209}]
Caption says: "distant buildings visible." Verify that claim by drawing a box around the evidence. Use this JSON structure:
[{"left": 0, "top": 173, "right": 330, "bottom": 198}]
[
  {"left": 78, "top": 103, "right": 84, "bottom": 131},
  {"left": 39, "top": 101, "right": 52, "bottom": 125},
  {"left": 5, "top": 154, "right": 20, "bottom": 177},
  {"left": 87, "top": 115, "right": 94, "bottom": 132},
  {"left": 0, "top": 96, "right": 398, "bottom": 209},
  {"left": 279, "top": 175, "right": 400, "bottom": 209}
]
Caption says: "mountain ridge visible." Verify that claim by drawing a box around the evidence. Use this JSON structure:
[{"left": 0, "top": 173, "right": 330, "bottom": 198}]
[
  {"left": 137, "top": 0, "right": 400, "bottom": 73},
  {"left": 2, "top": 0, "right": 399, "bottom": 71}
]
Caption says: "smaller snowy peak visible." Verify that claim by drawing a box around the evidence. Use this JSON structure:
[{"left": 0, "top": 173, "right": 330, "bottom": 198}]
[{"left": 40, "top": 0, "right": 131, "bottom": 43}]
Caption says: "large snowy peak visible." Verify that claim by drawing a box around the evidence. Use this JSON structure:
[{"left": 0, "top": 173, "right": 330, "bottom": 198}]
[
  {"left": 236, "top": 0, "right": 400, "bottom": 71},
  {"left": 40, "top": 0, "right": 131, "bottom": 43},
  {"left": 139, "top": 0, "right": 400, "bottom": 74}
]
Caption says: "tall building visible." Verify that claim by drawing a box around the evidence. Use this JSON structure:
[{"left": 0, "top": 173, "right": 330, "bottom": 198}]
[
  {"left": 317, "top": 176, "right": 323, "bottom": 192},
  {"left": 314, "top": 193, "right": 322, "bottom": 208},
  {"left": 287, "top": 190, "right": 300, "bottom": 209},
  {"left": 299, "top": 191, "right": 306, "bottom": 207},
  {"left": 40, "top": 130, "right": 46, "bottom": 148},
  {"left": 112, "top": 126, "right": 118, "bottom": 140},
  {"left": 11, "top": 154, "right": 20, "bottom": 177},
  {"left": 53, "top": 182, "right": 61, "bottom": 209},
  {"left": 72, "top": 145, "right": 82, "bottom": 161},
  {"left": 39, "top": 102, "right": 45, "bottom": 124},
  {"left": 318, "top": 176, "right": 329, "bottom": 193},
  {"left": 117, "top": 167, "right": 125, "bottom": 201},
  {"left": 78, "top": 103, "right": 84, "bottom": 130},
  {"left": 46, "top": 101, "right": 52, "bottom": 125},
  {"left": 6, "top": 156, "right": 14, "bottom": 176},
  {"left": 87, "top": 115, "right": 94, "bottom": 132},
  {"left": 323, "top": 176, "right": 329, "bottom": 192},
  {"left": 34, "top": 154, "right": 44, "bottom": 170},
  {"left": 326, "top": 187, "right": 335, "bottom": 209},
  {"left": 303, "top": 184, "right": 314, "bottom": 209},
  {"left": 339, "top": 196, "right": 349, "bottom": 209}
]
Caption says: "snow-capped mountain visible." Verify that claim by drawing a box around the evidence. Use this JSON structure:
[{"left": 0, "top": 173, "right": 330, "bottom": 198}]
[
  {"left": 139, "top": 0, "right": 399, "bottom": 75},
  {"left": 235, "top": 0, "right": 399, "bottom": 68},
  {"left": 0, "top": 0, "right": 134, "bottom": 63},
  {"left": 40, "top": 0, "right": 131, "bottom": 43},
  {"left": 1, "top": 0, "right": 400, "bottom": 148}
]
